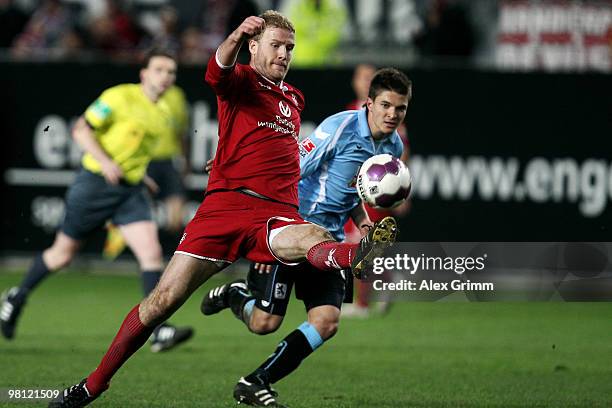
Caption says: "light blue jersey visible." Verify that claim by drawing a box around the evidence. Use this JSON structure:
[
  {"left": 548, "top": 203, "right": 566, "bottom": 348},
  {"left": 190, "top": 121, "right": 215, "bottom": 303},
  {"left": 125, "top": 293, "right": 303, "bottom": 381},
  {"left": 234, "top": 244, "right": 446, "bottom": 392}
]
[{"left": 298, "top": 109, "right": 403, "bottom": 241}]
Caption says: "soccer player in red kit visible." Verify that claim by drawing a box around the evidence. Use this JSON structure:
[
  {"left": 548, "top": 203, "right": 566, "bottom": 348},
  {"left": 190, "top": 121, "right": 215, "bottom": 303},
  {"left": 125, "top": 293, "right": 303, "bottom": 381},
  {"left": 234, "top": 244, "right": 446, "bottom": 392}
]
[{"left": 49, "top": 11, "right": 396, "bottom": 407}]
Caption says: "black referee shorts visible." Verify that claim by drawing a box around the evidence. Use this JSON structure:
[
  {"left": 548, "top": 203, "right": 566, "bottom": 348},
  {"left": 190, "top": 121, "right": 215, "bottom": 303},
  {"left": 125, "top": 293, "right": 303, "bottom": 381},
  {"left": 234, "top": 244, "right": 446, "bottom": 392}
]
[
  {"left": 146, "top": 159, "right": 185, "bottom": 200},
  {"left": 61, "top": 169, "right": 153, "bottom": 240}
]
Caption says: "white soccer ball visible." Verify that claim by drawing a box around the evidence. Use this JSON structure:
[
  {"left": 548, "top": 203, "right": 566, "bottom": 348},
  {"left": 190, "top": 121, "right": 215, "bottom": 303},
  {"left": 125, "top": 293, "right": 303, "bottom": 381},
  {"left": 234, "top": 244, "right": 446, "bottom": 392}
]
[{"left": 356, "top": 154, "right": 412, "bottom": 208}]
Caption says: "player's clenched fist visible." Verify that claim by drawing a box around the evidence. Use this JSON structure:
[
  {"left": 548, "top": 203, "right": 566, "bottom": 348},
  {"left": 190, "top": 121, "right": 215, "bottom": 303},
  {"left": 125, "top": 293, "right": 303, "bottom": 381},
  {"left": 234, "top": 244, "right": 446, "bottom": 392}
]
[{"left": 234, "top": 16, "right": 265, "bottom": 40}]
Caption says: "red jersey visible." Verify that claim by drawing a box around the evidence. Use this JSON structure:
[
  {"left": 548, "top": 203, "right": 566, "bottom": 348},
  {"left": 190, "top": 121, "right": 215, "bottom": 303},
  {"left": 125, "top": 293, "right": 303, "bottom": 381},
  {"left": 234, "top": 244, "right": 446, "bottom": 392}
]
[{"left": 205, "top": 56, "right": 305, "bottom": 206}]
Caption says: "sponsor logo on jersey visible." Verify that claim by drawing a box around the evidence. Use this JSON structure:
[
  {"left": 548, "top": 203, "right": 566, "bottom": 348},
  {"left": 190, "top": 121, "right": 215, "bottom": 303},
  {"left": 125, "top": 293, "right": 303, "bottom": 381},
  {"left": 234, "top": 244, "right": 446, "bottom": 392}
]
[
  {"left": 279, "top": 101, "right": 291, "bottom": 118},
  {"left": 291, "top": 94, "right": 298, "bottom": 107},
  {"left": 274, "top": 283, "right": 288, "bottom": 299},
  {"left": 299, "top": 138, "right": 316, "bottom": 157},
  {"left": 261, "top": 300, "right": 271, "bottom": 307}
]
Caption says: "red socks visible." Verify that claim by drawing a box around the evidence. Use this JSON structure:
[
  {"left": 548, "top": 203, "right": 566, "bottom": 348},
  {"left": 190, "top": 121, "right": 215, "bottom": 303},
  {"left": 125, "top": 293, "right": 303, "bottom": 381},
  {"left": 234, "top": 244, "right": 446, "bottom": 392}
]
[
  {"left": 306, "top": 241, "right": 358, "bottom": 271},
  {"left": 86, "top": 305, "right": 154, "bottom": 395},
  {"left": 84, "top": 243, "right": 358, "bottom": 396}
]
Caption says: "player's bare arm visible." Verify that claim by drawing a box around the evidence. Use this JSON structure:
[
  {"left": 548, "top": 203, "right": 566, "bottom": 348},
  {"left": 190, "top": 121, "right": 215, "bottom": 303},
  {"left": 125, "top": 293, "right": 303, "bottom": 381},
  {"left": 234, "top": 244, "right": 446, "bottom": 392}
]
[
  {"left": 72, "top": 116, "right": 123, "bottom": 185},
  {"left": 350, "top": 202, "right": 374, "bottom": 236},
  {"left": 217, "top": 16, "right": 265, "bottom": 67}
]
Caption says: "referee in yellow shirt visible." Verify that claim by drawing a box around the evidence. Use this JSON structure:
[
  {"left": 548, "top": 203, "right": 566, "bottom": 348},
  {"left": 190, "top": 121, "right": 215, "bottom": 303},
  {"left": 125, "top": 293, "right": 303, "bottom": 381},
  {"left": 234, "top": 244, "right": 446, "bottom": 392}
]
[
  {"left": 0, "top": 49, "right": 193, "bottom": 352},
  {"left": 147, "top": 85, "right": 189, "bottom": 232},
  {"left": 103, "top": 83, "right": 189, "bottom": 259}
]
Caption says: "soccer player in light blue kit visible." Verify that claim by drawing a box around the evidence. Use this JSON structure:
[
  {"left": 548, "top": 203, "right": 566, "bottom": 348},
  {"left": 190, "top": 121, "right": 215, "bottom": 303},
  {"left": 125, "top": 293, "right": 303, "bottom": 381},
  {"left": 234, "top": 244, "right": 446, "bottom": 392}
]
[{"left": 202, "top": 68, "right": 412, "bottom": 407}]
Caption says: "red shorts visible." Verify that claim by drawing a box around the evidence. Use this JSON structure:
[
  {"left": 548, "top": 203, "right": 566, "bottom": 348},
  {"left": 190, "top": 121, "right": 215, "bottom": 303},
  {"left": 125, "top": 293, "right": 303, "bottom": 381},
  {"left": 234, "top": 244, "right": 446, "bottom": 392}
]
[{"left": 175, "top": 191, "right": 309, "bottom": 264}]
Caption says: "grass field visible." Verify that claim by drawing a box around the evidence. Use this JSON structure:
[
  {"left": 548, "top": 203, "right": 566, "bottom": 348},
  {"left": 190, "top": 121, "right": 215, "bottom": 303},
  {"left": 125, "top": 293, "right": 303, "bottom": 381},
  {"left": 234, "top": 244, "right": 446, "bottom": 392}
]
[{"left": 0, "top": 269, "right": 611, "bottom": 408}]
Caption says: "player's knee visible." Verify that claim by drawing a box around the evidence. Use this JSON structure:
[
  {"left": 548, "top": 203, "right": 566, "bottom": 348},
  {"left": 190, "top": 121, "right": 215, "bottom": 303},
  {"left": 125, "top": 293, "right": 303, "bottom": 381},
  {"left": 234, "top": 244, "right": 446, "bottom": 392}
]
[
  {"left": 53, "top": 253, "right": 74, "bottom": 269},
  {"left": 319, "top": 321, "right": 339, "bottom": 340},
  {"left": 249, "top": 315, "right": 281, "bottom": 335},
  {"left": 309, "top": 317, "right": 339, "bottom": 340},
  {"left": 306, "top": 224, "right": 334, "bottom": 243},
  {"left": 44, "top": 247, "right": 75, "bottom": 270},
  {"left": 297, "top": 224, "right": 334, "bottom": 254}
]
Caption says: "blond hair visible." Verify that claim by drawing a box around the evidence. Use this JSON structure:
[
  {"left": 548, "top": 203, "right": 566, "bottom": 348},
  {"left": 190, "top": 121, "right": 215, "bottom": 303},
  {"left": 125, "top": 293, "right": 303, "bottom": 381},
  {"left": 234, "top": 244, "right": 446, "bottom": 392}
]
[{"left": 253, "top": 10, "right": 295, "bottom": 41}]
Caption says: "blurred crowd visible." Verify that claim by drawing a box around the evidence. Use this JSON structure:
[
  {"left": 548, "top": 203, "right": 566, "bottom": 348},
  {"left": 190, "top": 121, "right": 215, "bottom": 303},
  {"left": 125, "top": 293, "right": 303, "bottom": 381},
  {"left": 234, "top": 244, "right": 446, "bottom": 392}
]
[
  {"left": 1, "top": 0, "right": 257, "bottom": 62},
  {"left": 0, "top": 0, "right": 488, "bottom": 65}
]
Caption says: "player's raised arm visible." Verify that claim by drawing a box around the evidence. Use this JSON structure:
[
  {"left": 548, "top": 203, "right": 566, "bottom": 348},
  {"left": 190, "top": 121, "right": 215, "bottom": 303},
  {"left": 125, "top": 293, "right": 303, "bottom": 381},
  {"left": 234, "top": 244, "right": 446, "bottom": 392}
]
[
  {"left": 216, "top": 16, "right": 265, "bottom": 68},
  {"left": 72, "top": 116, "right": 123, "bottom": 185}
]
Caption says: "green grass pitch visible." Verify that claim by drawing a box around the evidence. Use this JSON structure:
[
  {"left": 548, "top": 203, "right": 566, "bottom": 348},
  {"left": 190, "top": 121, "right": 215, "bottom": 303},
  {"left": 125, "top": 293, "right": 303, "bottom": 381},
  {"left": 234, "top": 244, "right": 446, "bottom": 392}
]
[{"left": 0, "top": 270, "right": 610, "bottom": 407}]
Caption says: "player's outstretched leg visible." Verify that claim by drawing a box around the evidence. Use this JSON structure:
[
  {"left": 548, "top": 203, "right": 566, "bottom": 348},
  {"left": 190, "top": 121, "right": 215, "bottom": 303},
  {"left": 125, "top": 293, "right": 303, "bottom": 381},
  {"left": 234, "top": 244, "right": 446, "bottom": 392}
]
[
  {"left": 49, "top": 254, "right": 221, "bottom": 407},
  {"left": 350, "top": 216, "right": 397, "bottom": 279},
  {"left": 1, "top": 254, "right": 52, "bottom": 340},
  {"left": 120, "top": 221, "right": 195, "bottom": 353},
  {"left": 234, "top": 377, "right": 287, "bottom": 408},
  {"left": 200, "top": 279, "right": 251, "bottom": 317},
  {"left": 298, "top": 216, "right": 398, "bottom": 279},
  {"left": 2, "top": 234, "right": 79, "bottom": 340},
  {"left": 49, "top": 304, "right": 150, "bottom": 407},
  {"left": 234, "top": 319, "right": 329, "bottom": 407},
  {"left": 48, "top": 379, "right": 97, "bottom": 407},
  {"left": 0, "top": 287, "right": 27, "bottom": 340},
  {"left": 141, "top": 270, "right": 194, "bottom": 353}
]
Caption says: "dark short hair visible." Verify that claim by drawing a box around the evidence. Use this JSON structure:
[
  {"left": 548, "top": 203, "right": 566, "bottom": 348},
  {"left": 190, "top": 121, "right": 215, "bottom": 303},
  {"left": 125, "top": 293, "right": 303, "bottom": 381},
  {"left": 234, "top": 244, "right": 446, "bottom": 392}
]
[
  {"left": 141, "top": 48, "right": 177, "bottom": 68},
  {"left": 368, "top": 68, "right": 412, "bottom": 100}
]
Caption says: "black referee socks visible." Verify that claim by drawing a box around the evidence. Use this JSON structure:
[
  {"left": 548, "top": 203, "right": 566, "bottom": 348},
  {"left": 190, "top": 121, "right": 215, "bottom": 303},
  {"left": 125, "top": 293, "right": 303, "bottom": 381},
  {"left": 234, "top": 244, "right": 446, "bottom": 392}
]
[
  {"left": 18, "top": 253, "right": 51, "bottom": 300},
  {"left": 141, "top": 270, "right": 162, "bottom": 297}
]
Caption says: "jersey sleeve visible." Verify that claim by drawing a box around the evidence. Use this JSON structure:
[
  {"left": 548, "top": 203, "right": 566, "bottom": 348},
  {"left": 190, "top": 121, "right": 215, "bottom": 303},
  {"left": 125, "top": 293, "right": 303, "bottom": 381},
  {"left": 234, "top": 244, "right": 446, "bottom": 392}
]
[
  {"left": 300, "top": 117, "right": 342, "bottom": 178},
  {"left": 204, "top": 51, "right": 247, "bottom": 98},
  {"left": 84, "top": 88, "right": 121, "bottom": 129}
]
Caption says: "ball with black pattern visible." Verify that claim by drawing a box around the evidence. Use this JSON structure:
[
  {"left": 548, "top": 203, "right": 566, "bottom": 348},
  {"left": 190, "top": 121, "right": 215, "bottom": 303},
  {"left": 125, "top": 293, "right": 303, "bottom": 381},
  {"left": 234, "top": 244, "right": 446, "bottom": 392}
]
[{"left": 356, "top": 154, "right": 412, "bottom": 209}]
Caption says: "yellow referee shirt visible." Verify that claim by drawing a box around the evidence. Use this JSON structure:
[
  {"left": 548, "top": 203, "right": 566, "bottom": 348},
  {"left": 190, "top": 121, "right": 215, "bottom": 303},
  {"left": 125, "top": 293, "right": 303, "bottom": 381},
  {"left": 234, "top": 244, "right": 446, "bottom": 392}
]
[
  {"left": 150, "top": 86, "right": 188, "bottom": 160},
  {"left": 82, "top": 84, "right": 188, "bottom": 184}
]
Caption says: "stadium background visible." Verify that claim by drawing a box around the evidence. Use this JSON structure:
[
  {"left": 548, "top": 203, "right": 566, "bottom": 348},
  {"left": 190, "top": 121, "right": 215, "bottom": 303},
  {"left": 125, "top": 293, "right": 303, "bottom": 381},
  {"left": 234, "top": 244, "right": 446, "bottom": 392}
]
[{"left": 1, "top": 0, "right": 611, "bottom": 407}]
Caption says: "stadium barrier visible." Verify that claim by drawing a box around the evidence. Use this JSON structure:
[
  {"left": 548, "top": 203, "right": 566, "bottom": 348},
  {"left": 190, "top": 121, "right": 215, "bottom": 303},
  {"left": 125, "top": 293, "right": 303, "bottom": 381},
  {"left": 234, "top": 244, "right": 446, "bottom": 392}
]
[{"left": 1, "top": 62, "right": 610, "bottom": 255}]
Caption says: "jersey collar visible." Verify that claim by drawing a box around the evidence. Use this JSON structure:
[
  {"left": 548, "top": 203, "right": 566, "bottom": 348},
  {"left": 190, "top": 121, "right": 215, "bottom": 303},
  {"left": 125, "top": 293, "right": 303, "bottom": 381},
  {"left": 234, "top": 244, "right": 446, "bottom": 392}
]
[{"left": 254, "top": 67, "right": 286, "bottom": 92}]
